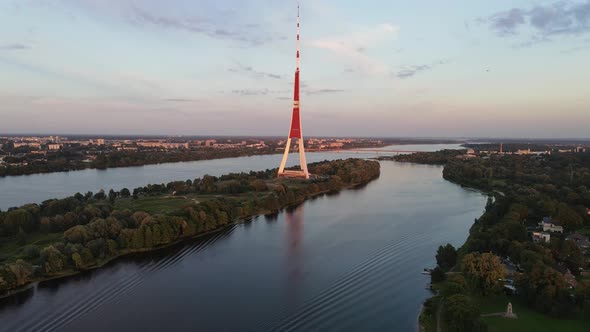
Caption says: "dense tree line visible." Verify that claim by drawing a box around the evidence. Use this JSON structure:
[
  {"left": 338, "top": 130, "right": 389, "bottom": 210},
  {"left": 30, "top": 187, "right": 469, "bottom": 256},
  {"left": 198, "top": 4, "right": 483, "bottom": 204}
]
[
  {"left": 406, "top": 150, "right": 590, "bottom": 328},
  {"left": 387, "top": 149, "right": 466, "bottom": 165},
  {"left": 0, "top": 146, "right": 278, "bottom": 177},
  {"left": 0, "top": 159, "right": 380, "bottom": 293}
]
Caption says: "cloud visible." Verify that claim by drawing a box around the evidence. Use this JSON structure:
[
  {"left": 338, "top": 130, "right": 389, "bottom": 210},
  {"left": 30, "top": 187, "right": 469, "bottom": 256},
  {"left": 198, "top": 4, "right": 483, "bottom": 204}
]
[
  {"left": 305, "top": 88, "right": 346, "bottom": 95},
  {"left": 486, "top": 1, "right": 590, "bottom": 40},
  {"left": 394, "top": 60, "right": 450, "bottom": 79},
  {"left": 310, "top": 23, "right": 399, "bottom": 75},
  {"left": 128, "top": 5, "right": 281, "bottom": 46},
  {"left": 43, "top": 1, "right": 285, "bottom": 46},
  {"left": 230, "top": 89, "right": 288, "bottom": 96},
  {"left": 0, "top": 43, "right": 30, "bottom": 51},
  {"left": 165, "top": 98, "right": 198, "bottom": 102},
  {"left": 396, "top": 65, "right": 431, "bottom": 79},
  {"left": 228, "top": 62, "right": 284, "bottom": 80},
  {"left": 489, "top": 9, "right": 526, "bottom": 35}
]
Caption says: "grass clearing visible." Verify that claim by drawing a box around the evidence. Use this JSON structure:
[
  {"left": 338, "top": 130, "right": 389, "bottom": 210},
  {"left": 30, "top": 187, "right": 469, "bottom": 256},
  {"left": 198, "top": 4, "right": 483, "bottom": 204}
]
[
  {"left": 0, "top": 232, "right": 63, "bottom": 262},
  {"left": 115, "top": 196, "right": 195, "bottom": 214},
  {"left": 478, "top": 295, "right": 590, "bottom": 332}
]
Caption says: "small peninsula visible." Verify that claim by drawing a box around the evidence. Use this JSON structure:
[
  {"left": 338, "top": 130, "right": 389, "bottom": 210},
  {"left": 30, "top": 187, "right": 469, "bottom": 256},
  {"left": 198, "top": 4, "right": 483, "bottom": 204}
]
[{"left": 0, "top": 158, "right": 380, "bottom": 295}]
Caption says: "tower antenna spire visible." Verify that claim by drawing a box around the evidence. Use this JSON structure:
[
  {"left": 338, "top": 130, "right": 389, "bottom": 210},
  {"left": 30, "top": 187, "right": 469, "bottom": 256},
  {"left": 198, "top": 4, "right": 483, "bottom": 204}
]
[{"left": 278, "top": 0, "right": 309, "bottom": 179}]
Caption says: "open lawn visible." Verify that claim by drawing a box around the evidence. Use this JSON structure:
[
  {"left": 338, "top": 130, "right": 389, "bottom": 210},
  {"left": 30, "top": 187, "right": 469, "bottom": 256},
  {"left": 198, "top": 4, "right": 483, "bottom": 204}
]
[
  {"left": 114, "top": 194, "right": 261, "bottom": 215},
  {"left": 479, "top": 296, "right": 590, "bottom": 332},
  {"left": 0, "top": 232, "right": 63, "bottom": 262},
  {"left": 115, "top": 196, "right": 197, "bottom": 214}
]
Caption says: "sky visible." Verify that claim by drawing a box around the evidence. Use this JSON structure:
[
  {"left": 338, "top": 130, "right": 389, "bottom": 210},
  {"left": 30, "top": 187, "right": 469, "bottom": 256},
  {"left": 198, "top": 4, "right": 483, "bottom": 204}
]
[{"left": 0, "top": 0, "right": 589, "bottom": 138}]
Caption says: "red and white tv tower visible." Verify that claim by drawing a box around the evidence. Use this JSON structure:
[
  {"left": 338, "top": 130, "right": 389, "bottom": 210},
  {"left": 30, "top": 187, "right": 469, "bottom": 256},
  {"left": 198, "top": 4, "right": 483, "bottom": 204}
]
[{"left": 278, "top": 0, "right": 310, "bottom": 179}]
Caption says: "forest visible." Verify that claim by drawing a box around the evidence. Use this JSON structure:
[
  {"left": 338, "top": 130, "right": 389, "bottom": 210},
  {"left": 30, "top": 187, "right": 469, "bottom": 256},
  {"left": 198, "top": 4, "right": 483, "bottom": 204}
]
[
  {"left": 398, "top": 150, "right": 590, "bottom": 332},
  {"left": 0, "top": 158, "right": 380, "bottom": 295}
]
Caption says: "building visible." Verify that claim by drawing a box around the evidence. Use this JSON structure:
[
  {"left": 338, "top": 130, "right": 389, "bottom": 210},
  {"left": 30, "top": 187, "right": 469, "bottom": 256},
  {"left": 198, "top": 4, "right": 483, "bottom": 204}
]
[
  {"left": 532, "top": 231, "right": 551, "bottom": 243},
  {"left": 136, "top": 142, "right": 189, "bottom": 149},
  {"left": 515, "top": 149, "right": 531, "bottom": 155},
  {"left": 575, "top": 147, "right": 586, "bottom": 153},
  {"left": 13, "top": 142, "right": 41, "bottom": 149},
  {"left": 97, "top": 138, "right": 105, "bottom": 146},
  {"left": 205, "top": 140, "right": 217, "bottom": 147},
  {"left": 539, "top": 217, "right": 564, "bottom": 233},
  {"left": 565, "top": 233, "right": 590, "bottom": 250},
  {"left": 48, "top": 144, "right": 62, "bottom": 150}
]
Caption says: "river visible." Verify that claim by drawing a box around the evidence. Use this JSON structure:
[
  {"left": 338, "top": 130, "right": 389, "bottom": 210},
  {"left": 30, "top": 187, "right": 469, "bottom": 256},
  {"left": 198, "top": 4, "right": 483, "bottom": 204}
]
[{"left": 0, "top": 144, "right": 487, "bottom": 331}]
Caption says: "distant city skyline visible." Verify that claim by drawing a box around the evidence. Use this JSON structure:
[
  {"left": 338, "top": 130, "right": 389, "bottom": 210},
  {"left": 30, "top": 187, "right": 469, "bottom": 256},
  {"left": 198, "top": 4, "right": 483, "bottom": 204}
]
[{"left": 1, "top": 0, "right": 589, "bottom": 138}]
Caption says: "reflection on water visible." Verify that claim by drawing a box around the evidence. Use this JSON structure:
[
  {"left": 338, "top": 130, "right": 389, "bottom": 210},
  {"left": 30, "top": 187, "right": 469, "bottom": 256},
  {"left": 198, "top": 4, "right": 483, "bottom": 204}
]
[{"left": 285, "top": 205, "right": 304, "bottom": 307}]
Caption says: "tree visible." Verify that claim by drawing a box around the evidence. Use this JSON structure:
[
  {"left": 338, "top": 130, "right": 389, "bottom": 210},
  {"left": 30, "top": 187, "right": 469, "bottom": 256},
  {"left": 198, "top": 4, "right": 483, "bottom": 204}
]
[
  {"left": 64, "top": 225, "right": 90, "bottom": 244},
  {"left": 144, "top": 225, "right": 153, "bottom": 248},
  {"left": 72, "top": 252, "right": 83, "bottom": 269},
  {"left": 561, "top": 240, "right": 584, "bottom": 274},
  {"left": 120, "top": 188, "right": 131, "bottom": 198},
  {"left": 40, "top": 245, "right": 66, "bottom": 273},
  {"left": 557, "top": 203, "right": 583, "bottom": 231},
  {"left": 443, "top": 294, "right": 485, "bottom": 332},
  {"left": 132, "top": 227, "right": 144, "bottom": 249},
  {"left": 108, "top": 189, "right": 117, "bottom": 203},
  {"left": 431, "top": 266, "right": 445, "bottom": 283},
  {"left": 8, "top": 260, "right": 33, "bottom": 286},
  {"left": 436, "top": 243, "right": 457, "bottom": 271},
  {"left": 94, "top": 189, "right": 106, "bottom": 200},
  {"left": 461, "top": 252, "right": 505, "bottom": 296},
  {"left": 74, "top": 192, "right": 85, "bottom": 201},
  {"left": 517, "top": 264, "right": 568, "bottom": 314},
  {"left": 16, "top": 227, "right": 27, "bottom": 245},
  {"left": 4, "top": 209, "right": 35, "bottom": 234}
]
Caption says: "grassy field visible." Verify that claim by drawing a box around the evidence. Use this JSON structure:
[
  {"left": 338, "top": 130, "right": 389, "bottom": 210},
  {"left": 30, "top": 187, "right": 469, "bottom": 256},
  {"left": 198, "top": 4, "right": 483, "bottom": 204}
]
[
  {"left": 114, "top": 193, "right": 268, "bottom": 215},
  {"left": 0, "top": 232, "right": 63, "bottom": 262},
  {"left": 115, "top": 195, "right": 200, "bottom": 214},
  {"left": 479, "top": 296, "right": 590, "bottom": 332}
]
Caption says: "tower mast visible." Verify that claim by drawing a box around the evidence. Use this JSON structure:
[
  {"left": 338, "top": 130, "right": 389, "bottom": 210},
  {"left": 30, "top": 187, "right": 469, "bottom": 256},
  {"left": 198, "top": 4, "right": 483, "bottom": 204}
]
[{"left": 278, "top": 0, "right": 309, "bottom": 179}]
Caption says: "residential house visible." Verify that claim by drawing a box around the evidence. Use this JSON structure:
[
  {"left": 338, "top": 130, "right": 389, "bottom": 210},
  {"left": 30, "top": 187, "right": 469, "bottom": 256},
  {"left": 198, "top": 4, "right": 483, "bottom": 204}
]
[
  {"left": 532, "top": 231, "right": 551, "bottom": 243},
  {"left": 539, "top": 217, "right": 564, "bottom": 233}
]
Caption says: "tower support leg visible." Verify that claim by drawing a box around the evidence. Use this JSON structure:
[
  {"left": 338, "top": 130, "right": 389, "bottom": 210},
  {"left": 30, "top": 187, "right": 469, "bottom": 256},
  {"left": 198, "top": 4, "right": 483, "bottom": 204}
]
[
  {"left": 278, "top": 138, "right": 292, "bottom": 174},
  {"left": 298, "top": 138, "right": 309, "bottom": 179}
]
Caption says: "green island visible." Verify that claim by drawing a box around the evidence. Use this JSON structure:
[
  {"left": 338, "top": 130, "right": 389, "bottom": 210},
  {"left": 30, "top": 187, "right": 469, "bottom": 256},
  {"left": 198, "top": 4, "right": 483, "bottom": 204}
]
[
  {"left": 393, "top": 150, "right": 590, "bottom": 332},
  {"left": 0, "top": 158, "right": 380, "bottom": 296}
]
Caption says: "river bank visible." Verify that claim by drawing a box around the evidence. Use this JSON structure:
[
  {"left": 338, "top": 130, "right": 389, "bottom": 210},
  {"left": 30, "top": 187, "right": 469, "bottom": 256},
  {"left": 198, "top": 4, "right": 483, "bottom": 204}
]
[{"left": 398, "top": 150, "right": 590, "bottom": 332}]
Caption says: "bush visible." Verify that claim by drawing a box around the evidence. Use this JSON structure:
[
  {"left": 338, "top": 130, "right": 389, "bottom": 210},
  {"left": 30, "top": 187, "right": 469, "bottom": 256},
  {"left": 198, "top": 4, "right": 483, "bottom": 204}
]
[
  {"left": 23, "top": 245, "right": 41, "bottom": 259},
  {"left": 431, "top": 266, "right": 446, "bottom": 283}
]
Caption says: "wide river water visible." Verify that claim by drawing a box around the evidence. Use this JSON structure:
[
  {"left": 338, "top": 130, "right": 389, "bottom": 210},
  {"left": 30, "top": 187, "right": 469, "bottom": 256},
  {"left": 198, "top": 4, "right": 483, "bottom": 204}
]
[{"left": 0, "top": 144, "right": 486, "bottom": 331}]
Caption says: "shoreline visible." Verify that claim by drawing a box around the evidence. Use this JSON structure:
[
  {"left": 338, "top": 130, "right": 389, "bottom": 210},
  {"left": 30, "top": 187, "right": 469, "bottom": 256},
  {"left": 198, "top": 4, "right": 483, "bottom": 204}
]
[
  {"left": 409, "top": 166, "right": 492, "bottom": 332},
  {"left": 0, "top": 141, "right": 462, "bottom": 180}
]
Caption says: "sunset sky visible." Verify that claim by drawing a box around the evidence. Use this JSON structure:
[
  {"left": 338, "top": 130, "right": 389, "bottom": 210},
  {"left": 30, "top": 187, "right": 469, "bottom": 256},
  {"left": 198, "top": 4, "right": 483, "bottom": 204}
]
[{"left": 0, "top": 0, "right": 589, "bottom": 138}]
